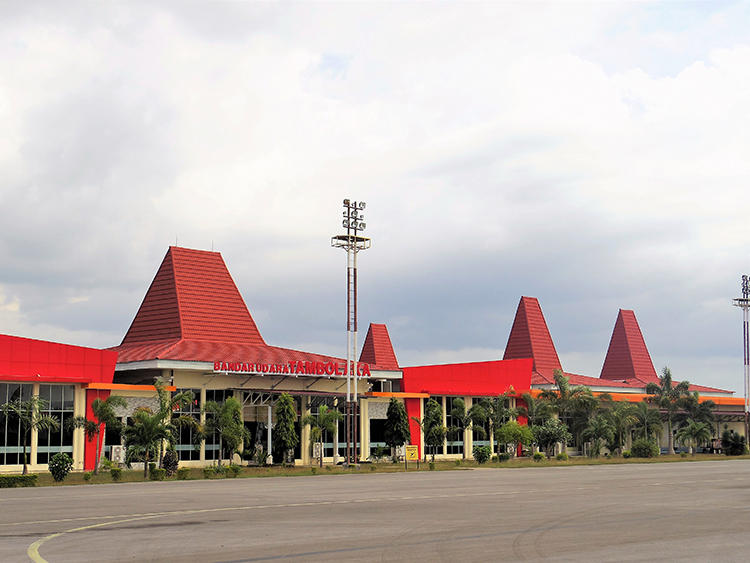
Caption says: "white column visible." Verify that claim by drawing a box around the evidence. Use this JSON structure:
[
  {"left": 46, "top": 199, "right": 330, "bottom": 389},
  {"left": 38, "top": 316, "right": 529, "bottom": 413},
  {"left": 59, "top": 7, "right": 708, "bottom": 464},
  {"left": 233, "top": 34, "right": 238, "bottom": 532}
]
[{"left": 267, "top": 404, "right": 273, "bottom": 464}]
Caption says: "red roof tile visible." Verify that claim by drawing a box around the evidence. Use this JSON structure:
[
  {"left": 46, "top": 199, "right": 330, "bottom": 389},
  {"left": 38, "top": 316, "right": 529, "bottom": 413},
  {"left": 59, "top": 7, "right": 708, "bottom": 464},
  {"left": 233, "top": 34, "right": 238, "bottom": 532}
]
[
  {"left": 119, "top": 247, "right": 264, "bottom": 347},
  {"left": 503, "top": 296, "right": 562, "bottom": 376},
  {"left": 359, "top": 323, "right": 399, "bottom": 370},
  {"left": 531, "top": 371, "right": 638, "bottom": 389},
  {"left": 600, "top": 309, "right": 657, "bottom": 383}
]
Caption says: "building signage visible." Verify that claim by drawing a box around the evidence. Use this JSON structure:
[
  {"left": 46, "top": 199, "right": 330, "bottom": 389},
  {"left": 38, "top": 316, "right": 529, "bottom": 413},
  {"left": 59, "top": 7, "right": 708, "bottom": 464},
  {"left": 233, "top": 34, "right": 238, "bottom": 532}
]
[{"left": 213, "top": 360, "right": 371, "bottom": 377}]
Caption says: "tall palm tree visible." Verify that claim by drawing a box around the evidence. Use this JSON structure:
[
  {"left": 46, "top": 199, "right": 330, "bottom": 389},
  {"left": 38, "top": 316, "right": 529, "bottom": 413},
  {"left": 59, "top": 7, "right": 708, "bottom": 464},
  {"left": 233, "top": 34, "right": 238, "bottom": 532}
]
[
  {"left": 0, "top": 396, "right": 59, "bottom": 475},
  {"left": 448, "top": 397, "right": 487, "bottom": 460},
  {"left": 303, "top": 404, "right": 343, "bottom": 467},
  {"left": 676, "top": 419, "right": 712, "bottom": 455},
  {"left": 540, "top": 371, "right": 596, "bottom": 450},
  {"left": 155, "top": 380, "right": 197, "bottom": 467},
  {"left": 645, "top": 367, "right": 690, "bottom": 455},
  {"left": 633, "top": 401, "right": 663, "bottom": 443},
  {"left": 67, "top": 394, "right": 127, "bottom": 474},
  {"left": 123, "top": 407, "right": 173, "bottom": 478}
]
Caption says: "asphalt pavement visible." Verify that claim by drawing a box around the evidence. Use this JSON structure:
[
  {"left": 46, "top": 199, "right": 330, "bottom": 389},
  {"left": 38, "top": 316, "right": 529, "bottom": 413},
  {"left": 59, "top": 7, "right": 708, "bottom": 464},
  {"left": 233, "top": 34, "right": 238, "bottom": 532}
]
[{"left": 2, "top": 459, "right": 750, "bottom": 562}]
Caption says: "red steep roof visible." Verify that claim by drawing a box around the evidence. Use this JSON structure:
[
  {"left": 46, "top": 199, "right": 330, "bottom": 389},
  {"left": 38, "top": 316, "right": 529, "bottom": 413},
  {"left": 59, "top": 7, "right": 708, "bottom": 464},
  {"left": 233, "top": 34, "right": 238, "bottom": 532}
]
[
  {"left": 359, "top": 323, "right": 399, "bottom": 370},
  {"left": 503, "top": 296, "right": 562, "bottom": 376},
  {"left": 600, "top": 309, "right": 657, "bottom": 383},
  {"left": 120, "top": 247, "right": 265, "bottom": 347}
]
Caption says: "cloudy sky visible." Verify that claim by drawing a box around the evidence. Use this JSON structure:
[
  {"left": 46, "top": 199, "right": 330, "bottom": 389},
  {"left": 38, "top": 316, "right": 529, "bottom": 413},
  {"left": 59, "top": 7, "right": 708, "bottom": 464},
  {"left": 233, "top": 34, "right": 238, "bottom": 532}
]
[{"left": 2, "top": 1, "right": 750, "bottom": 392}]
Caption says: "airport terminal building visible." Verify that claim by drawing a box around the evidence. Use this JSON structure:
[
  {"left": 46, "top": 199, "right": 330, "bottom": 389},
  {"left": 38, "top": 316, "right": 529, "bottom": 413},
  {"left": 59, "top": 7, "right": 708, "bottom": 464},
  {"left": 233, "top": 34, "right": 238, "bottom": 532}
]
[{"left": 0, "top": 246, "right": 744, "bottom": 472}]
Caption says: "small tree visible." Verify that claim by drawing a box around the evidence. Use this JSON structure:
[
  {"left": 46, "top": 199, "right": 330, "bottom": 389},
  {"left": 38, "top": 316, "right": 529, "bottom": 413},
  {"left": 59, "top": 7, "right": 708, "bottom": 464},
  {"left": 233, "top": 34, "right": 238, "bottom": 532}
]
[
  {"left": 448, "top": 397, "right": 487, "bottom": 460},
  {"left": 533, "top": 418, "right": 571, "bottom": 459},
  {"left": 633, "top": 401, "right": 663, "bottom": 443},
  {"left": 123, "top": 407, "right": 171, "bottom": 478},
  {"left": 273, "top": 393, "right": 299, "bottom": 465},
  {"left": 423, "top": 398, "right": 446, "bottom": 462},
  {"left": 582, "top": 414, "right": 615, "bottom": 458},
  {"left": 495, "top": 420, "right": 534, "bottom": 457},
  {"left": 67, "top": 394, "right": 127, "bottom": 474},
  {"left": 605, "top": 402, "right": 638, "bottom": 456},
  {"left": 201, "top": 397, "right": 250, "bottom": 467},
  {"left": 676, "top": 419, "right": 712, "bottom": 455},
  {"left": 0, "top": 396, "right": 59, "bottom": 475},
  {"left": 384, "top": 398, "right": 411, "bottom": 463},
  {"left": 478, "top": 392, "right": 517, "bottom": 455},
  {"left": 303, "top": 405, "right": 343, "bottom": 467}
]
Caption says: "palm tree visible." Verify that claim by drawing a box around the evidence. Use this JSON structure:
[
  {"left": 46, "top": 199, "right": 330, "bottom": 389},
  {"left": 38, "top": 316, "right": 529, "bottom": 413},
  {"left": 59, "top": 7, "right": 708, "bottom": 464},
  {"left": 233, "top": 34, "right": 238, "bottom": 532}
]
[
  {"left": 201, "top": 397, "right": 250, "bottom": 467},
  {"left": 123, "top": 407, "right": 172, "bottom": 478},
  {"left": 478, "top": 392, "right": 517, "bottom": 456},
  {"left": 677, "top": 392, "right": 715, "bottom": 429},
  {"left": 645, "top": 367, "right": 691, "bottom": 455},
  {"left": 676, "top": 418, "right": 712, "bottom": 455},
  {"left": 582, "top": 414, "right": 615, "bottom": 458},
  {"left": 0, "top": 396, "right": 59, "bottom": 475},
  {"left": 67, "top": 394, "right": 127, "bottom": 474},
  {"left": 517, "top": 392, "right": 551, "bottom": 428},
  {"left": 155, "top": 380, "right": 197, "bottom": 467},
  {"left": 539, "top": 371, "right": 596, "bottom": 451},
  {"left": 448, "top": 397, "right": 487, "bottom": 460},
  {"left": 303, "top": 404, "right": 343, "bottom": 467},
  {"left": 633, "top": 401, "right": 663, "bottom": 443},
  {"left": 606, "top": 402, "right": 638, "bottom": 456}
]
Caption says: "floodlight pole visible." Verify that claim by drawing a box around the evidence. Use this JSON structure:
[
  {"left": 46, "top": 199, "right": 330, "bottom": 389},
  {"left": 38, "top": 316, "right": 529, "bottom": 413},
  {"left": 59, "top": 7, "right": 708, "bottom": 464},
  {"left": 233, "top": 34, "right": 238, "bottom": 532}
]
[
  {"left": 332, "top": 200, "right": 370, "bottom": 465},
  {"left": 732, "top": 275, "right": 750, "bottom": 441}
]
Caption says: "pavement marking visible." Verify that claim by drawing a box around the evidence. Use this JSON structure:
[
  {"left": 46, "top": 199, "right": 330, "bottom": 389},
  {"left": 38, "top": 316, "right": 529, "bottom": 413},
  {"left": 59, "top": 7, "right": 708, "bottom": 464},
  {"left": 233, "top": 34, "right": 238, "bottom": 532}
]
[{"left": 22, "top": 487, "right": 542, "bottom": 560}]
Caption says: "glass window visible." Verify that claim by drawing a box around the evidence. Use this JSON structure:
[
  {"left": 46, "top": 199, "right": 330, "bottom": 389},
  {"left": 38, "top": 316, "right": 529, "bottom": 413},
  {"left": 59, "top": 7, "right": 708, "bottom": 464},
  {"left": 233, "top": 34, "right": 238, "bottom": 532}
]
[
  {"left": 36, "top": 385, "right": 75, "bottom": 464},
  {"left": 172, "top": 389, "right": 200, "bottom": 461},
  {"left": 445, "top": 397, "right": 464, "bottom": 455},
  {"left": 205, "top": 390, "right": 233, "bottom": 460},
  {"left": 0, "top": 383, "right": 33, "bottom": 465}
]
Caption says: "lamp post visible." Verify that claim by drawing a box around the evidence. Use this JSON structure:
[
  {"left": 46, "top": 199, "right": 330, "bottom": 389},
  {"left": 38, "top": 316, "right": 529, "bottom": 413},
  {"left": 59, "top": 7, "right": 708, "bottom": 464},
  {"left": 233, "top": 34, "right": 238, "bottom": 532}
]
[
  {"left": 332, "top": 200, "right": 370, "bottom": 464},
  {"left": 732, "top": 275, "right": 750, "bottom": 441}
]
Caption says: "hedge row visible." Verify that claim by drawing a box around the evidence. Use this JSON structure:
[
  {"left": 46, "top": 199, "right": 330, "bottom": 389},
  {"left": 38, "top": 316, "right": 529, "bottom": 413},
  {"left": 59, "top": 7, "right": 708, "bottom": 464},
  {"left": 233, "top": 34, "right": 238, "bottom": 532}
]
[{"left": 0, "top": 474, "right": 38, "bottom": 488}]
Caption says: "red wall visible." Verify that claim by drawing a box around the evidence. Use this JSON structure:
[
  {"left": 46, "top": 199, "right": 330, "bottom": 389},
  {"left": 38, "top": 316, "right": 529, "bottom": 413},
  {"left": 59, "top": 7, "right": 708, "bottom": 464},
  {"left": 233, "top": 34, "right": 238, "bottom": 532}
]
[
  {"left": 401, "top": 359, "right": 533, "bottom": 457},
  {"left": 0, "top": 334, "right": 117, "bottom": 384}
]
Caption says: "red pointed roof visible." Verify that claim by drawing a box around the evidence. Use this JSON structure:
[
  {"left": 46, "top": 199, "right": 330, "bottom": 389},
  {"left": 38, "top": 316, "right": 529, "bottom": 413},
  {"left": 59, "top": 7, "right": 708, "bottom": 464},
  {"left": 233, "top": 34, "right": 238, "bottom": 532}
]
[
  {"left": 120, "top": 247, "right": 264, "bottom": 347},
  {"left": 114, "top": 247, "right": 272, "bottom": 362},
  {"left": 503, "top": 296, "right": 562, "bottom": 376},
  {"left": 359, "top": 323, "right": 399, "bottom": 370},
  {"left": 600, "top": 309, "right": 657, "bottom": 383}
]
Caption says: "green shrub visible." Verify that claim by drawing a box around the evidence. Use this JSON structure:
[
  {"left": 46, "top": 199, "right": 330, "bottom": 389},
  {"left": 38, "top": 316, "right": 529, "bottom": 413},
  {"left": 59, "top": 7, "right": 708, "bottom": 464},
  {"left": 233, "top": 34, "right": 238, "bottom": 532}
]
[
  {"left": 680, "top": 452, "right": 688, "bottom": 458},
  {"left": 162, "top": 450, "right": 179, "bottom": 476},
  {"left": 227, "top": 464, "right": 241, "bottom": 478},
  {"left": 533, "top": 452, "right": 545, "bottom": 462},
  {"left": 428, "top": 461, "right": 435, "bottom": 471},
  {"left": 722, "top": 430, "right": 747, "bottom": 456},
  {"left": 498, "top": 452, "right": 511, "bottom": 462},
  {"left": 99, "top": 458, "right": 114, "bottom": 471},
  {"left": 150, "top": 468, "right": 167, "bottom": 481},
  {"left": 310, "top": 467, "right": 317, "bottom": 475},
  {"left": 473, "top": 445, "right": 491, "bottom": 464},
  {"left": 622, "top": 450, "right": 631, "bottom": 459},
  {"left": 325, "top": 465, "right": 332, "bottom": 472},
  {"left": 202, "top": 467, "right": 215, "bottom": 479},
  {"left": 110, "top": 468, "right": 122, "bottom": 482},
  {"left": 454, "top": 459, "right": 462, "bottom": 466},
  {"left": 148, "top": 462, "right": 156, "bottom": 474},
  {"left": 631, "top": 438, "right": 660, "bottom": 458},
  {"left": 177, "top": 467, "right": 191, "bottom": 480},
  {"left": 49, "top": 453, "right": 74, "bottom": 482},
  {"left": 369, "top": 464, "right": 376, "bottom": 471},
  {"left": 0, "top": 474, "right": 38, "bottom": 488},
  {"left": 83, "top": 471, "right": 93, "bottom": 481},
  {"left": 556, "top": 452, "right": 569, "bottom": 461}
]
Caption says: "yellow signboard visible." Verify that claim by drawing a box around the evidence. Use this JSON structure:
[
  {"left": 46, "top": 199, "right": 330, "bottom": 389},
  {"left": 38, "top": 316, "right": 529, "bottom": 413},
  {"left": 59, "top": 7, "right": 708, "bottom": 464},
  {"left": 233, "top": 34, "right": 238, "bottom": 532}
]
[{"left": 405, "top": 445, "right": 419, "bottom": 461}]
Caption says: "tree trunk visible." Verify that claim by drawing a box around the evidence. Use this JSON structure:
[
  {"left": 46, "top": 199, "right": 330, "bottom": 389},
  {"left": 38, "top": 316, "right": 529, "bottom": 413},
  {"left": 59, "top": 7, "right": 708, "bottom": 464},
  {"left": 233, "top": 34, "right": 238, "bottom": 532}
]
[
  {"left": 143, "top": 451, "right": 149, "bottom": 479},
  {"left": 667, "top": 419, "right": 675, "bottom": 455},
  {"left": 94, "top": 430, "right": 101, "bottom": 475},
  {"left": 319, "top": 439, "right": 323, "bottom": 468},
  {"left": 22, "top": 439, "right": 28, "bottom": 475}
]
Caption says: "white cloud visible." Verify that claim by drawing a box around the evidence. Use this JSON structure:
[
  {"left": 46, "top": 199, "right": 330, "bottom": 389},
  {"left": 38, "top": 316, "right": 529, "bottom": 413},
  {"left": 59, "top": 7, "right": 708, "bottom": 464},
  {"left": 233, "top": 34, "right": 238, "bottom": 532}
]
[{"left": 1, "top": 2, "right": 749, "bottom": 392}]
